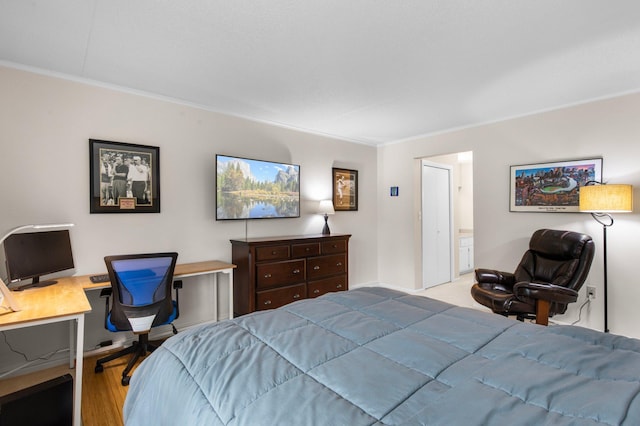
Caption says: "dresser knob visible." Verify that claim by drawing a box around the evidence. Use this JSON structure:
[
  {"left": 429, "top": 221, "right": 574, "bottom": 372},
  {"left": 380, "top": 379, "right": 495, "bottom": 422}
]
[
  {"left": 264, "top": 300, "right": 272, "bottom": 305},
  {"left": 313, "top": 266, "right": 320, "bottom": 270},
  {"left": 292, "top": 269, "right": 301, "bottom": 274},
  {"left": 272, "top": 251, "right": 277, "bottom": 255},
  {"left": 306, "top": 247, "right": 310, "bottom": 251},
  {"left": 332, "top": 244, "right": 337, "bottom": 248},
  {"left": 313, "top": 289, "right": 320, "bottom": 294},
  {"left": 336, "top": 284, "right": 343, "bottom": 289},
  {"left": 336, "top": 262, "right": 342, "bottom": 266},
  {"left": 264, "top": 273, "right": 272, "bottom": 278},
  {"left": 293, "top": 294, "right": 300, "bottom": 299}
]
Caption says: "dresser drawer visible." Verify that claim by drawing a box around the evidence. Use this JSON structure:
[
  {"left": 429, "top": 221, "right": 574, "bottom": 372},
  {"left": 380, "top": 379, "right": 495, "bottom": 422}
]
[
  {"left": 322, "top": 240, "right": 346, "bottom": 254},
  {"left": 256, "top": 260, "right": 305, "bottom": 289},
  {"left": 308, "top": 275, "right": 347, "bottom": 298},
  {"left": 256, "top": 245, "right": 290, "bottom": 262},
  {"left": 257, "top": 284, "right": 306, "bottom": 310},
  {"left": 292, "top": 242, "right": 321, "bottom": 258},
  {"left": 307, "top": 254, "right": 346, "bottom": 279}
]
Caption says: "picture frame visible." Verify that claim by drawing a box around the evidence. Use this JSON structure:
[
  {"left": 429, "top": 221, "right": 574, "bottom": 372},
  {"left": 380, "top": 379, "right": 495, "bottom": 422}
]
[
  {"left": 332, "top": 168, "right": 358, "bottom": 211},
  {"left": 510, "top": 157, "right": 602, "bottom": 212},
  {"left": 89, "top": 139, "right": 160, "bottom": 213}
]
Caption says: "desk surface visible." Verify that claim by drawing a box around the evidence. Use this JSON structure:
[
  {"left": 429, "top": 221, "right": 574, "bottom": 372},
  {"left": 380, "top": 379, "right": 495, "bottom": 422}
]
[
  {"left": 0, "top": 281, "right": 91, "bottom": 327},
  {"left": 0, "top": 260, "right": 234, "bottom": 326},
  {"left": 80, "top": 259, "right": 236, "bottom": 290}
]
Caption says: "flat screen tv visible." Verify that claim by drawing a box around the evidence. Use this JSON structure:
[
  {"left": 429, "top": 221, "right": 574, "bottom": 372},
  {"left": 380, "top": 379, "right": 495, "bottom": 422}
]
[
  {"left": 216, "top": 155, "right": 300, "bottom": 220},
  {"left": 4, "top": 230, "right": 75, "bottom": 290}
]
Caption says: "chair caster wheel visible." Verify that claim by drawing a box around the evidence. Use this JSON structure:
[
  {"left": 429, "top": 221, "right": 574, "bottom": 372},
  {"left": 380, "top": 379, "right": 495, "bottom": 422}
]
[
  {"left": 95, "top": 364, "right": 104, "bottom": 373},
  {"left": 122, "top": 376, "right": 130, "bottom": 386}
]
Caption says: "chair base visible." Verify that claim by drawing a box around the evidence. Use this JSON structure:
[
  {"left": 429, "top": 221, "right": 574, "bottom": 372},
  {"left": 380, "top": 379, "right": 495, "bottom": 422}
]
[
  {"left": 500, "top": 300, "right": 550, "bottom": 326},
  {"left": 95, "top": 333, "right": 157, "bottom": 386}
]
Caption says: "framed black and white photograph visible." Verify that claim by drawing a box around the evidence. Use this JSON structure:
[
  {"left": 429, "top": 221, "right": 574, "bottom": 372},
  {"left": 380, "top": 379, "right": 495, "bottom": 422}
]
[
  {"left": 510, "top": 157, "right": 602, "bottom": 212},
  {"left": 332, "top": 168, "right": 358, "bottom": 211},
  {"left": 89, "top": 139, "right": 160, "bottom": 213}
]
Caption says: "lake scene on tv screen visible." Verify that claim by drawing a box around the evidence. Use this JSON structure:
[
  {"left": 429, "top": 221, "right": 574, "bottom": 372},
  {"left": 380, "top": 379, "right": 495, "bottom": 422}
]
[{"left": 216, "top": 155, "right": 300, "bottom": 219}]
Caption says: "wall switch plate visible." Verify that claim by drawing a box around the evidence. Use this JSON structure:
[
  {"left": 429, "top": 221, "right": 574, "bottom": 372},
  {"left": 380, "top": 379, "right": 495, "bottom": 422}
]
[{"left": 587, "top": 286, "right": 596, "bottom": 299}]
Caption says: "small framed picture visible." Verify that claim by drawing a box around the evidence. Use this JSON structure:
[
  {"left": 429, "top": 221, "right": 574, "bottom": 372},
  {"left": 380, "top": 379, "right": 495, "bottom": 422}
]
[
  {"left": 89, "top": 139, "right": 160, "bottom": 213},
  {"left": 332, "top": 168, "right": 358, "bottom": 211},
  {"left": 510, "top": 157, "right": 602, "bottom": 212}
]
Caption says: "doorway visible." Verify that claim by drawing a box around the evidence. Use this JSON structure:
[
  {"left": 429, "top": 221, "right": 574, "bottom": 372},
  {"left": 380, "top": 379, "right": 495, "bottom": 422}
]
[
  {"left": 421, "top": 152, "right": 474, "bottom": 289},
  {"left": 421, "top": 160, "right": 453, "bottom": 288}
]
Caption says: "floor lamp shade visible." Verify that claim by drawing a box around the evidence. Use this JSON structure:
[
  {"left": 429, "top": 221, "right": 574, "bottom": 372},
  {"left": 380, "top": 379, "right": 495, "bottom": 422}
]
[{"left": 579, "top": 184, "right": 633, "bottom": 212}]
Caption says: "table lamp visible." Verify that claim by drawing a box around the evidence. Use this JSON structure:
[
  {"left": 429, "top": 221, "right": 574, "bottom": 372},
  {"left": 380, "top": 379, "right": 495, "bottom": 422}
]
[
  {"left": 0, "top": 223, "right": 75, "bottom": 247},
  {"left": 579, "top": 183, "right": 633, "bottom": 332},
  {"left": 318, "top": 200, "right": 335, "bottom": 235}
]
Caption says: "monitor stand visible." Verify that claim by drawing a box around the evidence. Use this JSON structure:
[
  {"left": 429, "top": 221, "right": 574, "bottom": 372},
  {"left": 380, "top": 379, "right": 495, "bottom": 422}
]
[{"left": 12, "top": 277, "right": 57, "bottom": 292}]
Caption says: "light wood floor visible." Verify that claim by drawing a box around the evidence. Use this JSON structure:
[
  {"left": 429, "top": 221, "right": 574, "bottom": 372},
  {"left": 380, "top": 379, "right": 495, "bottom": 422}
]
[
  {"left": 81, "top": 352, "right": 139, "bottom": 426},
  {"left": 0, "top": 350, "right": 143, "bottom": 426}
]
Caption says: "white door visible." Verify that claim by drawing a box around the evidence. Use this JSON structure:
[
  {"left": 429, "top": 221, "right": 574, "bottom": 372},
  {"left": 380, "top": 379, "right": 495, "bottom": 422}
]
[{"left": 422, "top": 161, "right": 453, "bottom": 288}]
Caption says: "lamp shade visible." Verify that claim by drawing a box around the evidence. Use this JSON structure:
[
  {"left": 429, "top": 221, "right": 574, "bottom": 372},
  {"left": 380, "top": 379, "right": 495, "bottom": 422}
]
[
  {"left": 579, "top": 184, "right": 633, "bottom": 212},
  {"left": 318, "top": 200, "right": 335, "bottom": 215}
]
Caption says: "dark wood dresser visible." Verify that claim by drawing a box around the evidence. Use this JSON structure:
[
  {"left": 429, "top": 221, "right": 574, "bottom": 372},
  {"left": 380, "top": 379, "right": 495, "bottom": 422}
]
[{"left": 230, "top": 234, "right": 351, "bottom": 316}]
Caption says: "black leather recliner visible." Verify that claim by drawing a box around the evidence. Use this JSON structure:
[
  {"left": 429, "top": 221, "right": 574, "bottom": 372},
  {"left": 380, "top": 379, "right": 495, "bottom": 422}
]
[{"left": 470, "top": 229, "right": 595, "bottom": 325}]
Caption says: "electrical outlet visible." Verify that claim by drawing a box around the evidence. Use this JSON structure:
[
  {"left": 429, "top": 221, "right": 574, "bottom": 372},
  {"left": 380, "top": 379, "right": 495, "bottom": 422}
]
[{"left": 587, "top": 286, "right": 596, "bottom": 299}]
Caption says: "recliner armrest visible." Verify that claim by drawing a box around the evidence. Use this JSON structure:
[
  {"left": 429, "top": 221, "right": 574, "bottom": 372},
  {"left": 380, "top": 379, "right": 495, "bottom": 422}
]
[
  {"left": 513, "top": 282, "right": 579, "bottom": 304},
  {"left": 475, "top": 269, "right": 516, "bottom": 285}
]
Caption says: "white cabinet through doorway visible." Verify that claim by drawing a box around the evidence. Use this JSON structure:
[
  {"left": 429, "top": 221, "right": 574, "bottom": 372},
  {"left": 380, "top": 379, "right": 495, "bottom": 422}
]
[{"left": 459, "top": 235, "right": 474, "bottom": 274}]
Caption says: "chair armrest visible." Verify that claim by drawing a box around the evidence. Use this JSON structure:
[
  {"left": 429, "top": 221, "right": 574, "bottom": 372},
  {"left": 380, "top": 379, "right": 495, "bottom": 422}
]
[
  {"left": 475, "top": 269, "right": 516, "bottom": 285},
  {"left": 99, "top": 287, "right": 113, "bottom": 329},
  {"left": 513, "top": 282, "right": 579, "bottom": 304},
  {"left": 99, "top": 288, "right": 112, "bottom": 298},
  {"left": 173, "top": 280, "right": 182, "bottom": 320}
]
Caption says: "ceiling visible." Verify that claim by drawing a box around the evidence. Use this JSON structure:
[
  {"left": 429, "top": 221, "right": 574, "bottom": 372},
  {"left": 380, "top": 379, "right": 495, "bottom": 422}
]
[{"left": 2, "top": 1, "right": 640, "bottom": 145}]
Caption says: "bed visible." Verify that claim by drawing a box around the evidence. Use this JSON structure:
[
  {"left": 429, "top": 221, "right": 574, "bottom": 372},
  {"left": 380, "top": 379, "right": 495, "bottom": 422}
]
[{"left": 124, "top": 287, "right": 640, "bottom": 425}]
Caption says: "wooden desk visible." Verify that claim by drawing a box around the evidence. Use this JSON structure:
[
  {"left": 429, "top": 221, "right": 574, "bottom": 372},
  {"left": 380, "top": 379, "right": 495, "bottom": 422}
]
[
  {"left": 0, "top": 280, "right": 91, "bottom": 426},
  {"left": 0, "top": 259, "right": 233, "bottom": 425},
  {"left": 79, "top": 260, "right": 237, "bottom": 323}
]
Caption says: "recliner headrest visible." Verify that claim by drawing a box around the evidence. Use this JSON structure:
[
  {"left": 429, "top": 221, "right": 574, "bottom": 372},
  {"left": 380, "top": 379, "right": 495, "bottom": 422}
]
[{"left": 529, "top": 229, "right": 592, "bottom": 260}]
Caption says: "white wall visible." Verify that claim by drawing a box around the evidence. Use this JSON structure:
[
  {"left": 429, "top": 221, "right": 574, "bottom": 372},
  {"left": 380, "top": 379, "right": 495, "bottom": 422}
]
[
  {"left": 378, "top": 92, "right": 640, "bottom": 338},
  {"left": 0, "top": 66, "right": 378, "bottom": 372},
  {"left": 3, "top": 63, "right": 640, "bottom": 376}
]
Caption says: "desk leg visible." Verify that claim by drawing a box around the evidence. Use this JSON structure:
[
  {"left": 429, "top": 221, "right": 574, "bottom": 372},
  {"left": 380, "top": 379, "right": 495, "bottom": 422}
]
[
  {"left": 211, "top": 273, "right": 218, "bottom": 322},
  {"left": 69, "top": 321, "right": 75, "bottom": 369},
  {"left": 223, "top": 269, "right": 234, "bottom": 319},
  {"left": 74, "top": 315, "right": 85, "bottom": 426}
]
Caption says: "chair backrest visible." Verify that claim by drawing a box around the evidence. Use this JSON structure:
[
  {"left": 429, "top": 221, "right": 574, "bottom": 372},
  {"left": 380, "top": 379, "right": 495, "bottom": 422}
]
[
  {"left": 105, "top": 252, "right": 178, "bottom": 332},
  {"left": 514, "top": 229, "right": 594, "bottom": 291}
]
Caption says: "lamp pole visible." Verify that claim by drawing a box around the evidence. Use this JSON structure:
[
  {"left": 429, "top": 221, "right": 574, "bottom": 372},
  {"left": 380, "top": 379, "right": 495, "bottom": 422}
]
[
  {"left": 591, "top": 212, "right": 613, "bottom": 333},
  {"left": 602, "top": 224, "right": 609, "bottom": 333}
]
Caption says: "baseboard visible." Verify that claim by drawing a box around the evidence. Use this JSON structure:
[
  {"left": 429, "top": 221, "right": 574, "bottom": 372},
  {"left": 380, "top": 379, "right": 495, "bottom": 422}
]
[
  {"left": 351, "top": 281, "right": 424, "bottom": 294},
  {"left": 83, "top": 318, "right": 217, "bottom": 357}
]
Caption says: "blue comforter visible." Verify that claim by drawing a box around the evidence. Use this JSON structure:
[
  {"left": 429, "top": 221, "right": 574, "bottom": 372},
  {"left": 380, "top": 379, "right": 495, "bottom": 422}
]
[{"left": 124, "top": 287, "right": 640, "bottom": 425}]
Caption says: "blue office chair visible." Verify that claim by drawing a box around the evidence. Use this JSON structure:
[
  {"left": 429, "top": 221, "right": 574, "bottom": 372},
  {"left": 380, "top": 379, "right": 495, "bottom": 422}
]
[{"left": 94, "top": 252, "right": 181, "bottom": 386}]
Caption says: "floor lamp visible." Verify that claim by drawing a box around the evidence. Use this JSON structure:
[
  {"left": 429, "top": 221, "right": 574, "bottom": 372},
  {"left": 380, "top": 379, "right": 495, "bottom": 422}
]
[{"left": 579, "top": 183, "right": 633, "bottom": 333}]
